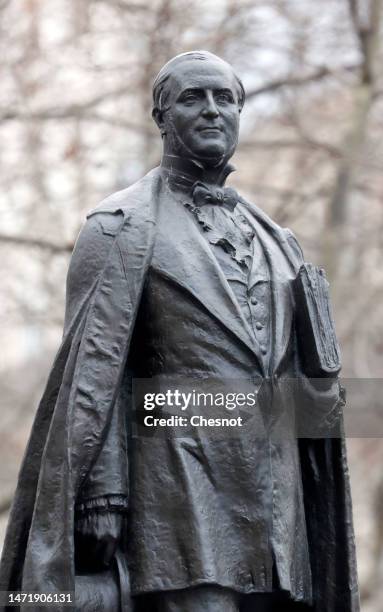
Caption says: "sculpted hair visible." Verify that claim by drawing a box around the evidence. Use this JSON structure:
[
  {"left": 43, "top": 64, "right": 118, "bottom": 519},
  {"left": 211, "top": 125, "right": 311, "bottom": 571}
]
[{"left": 152, "top": 51, "right": 246, "bottom": 114}]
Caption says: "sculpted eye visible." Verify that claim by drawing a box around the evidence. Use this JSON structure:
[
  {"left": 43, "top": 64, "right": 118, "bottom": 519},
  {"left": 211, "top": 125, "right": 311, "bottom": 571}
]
[
  {"left": 180, "top": 92, "right": 199, "bottom": 104},
  {"left": 216, "top": 91, "right": 235, "bottom": 104}
]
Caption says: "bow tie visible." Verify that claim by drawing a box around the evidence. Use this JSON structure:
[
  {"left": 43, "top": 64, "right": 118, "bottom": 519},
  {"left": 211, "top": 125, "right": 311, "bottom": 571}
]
[{"left": 192, "top": 181, "right": 239, "bottom": 212}]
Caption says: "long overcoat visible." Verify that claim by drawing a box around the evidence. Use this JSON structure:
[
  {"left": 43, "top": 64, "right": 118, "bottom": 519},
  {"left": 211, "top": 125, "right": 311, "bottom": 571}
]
[{"left": 0, "top": 168, "right": 359, "bottom": 611}]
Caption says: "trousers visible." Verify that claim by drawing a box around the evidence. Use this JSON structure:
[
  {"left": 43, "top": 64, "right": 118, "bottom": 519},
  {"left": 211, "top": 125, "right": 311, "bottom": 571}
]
[{"left": 135, "top": 585, "right": 313, "bottom": 612}]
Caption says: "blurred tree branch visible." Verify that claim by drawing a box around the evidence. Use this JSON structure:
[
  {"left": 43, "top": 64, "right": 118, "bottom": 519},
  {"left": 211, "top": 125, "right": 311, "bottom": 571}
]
[
  {"left": 0, "top": 84, "right": 139, "bottom": 118},
  {"left": 90, "top": 0, "right": 148, "bottom": 11},
  {"left": 0, "top": 234, "right": 73, "bottom": 253},
  {"left": 239, "top": 137, "right": 341, "bottom": 157},
  {"left": 0, "top": 108, "right": 153, "bottom": 134},
  {"left": 246, "top": 63, "right": 360, "bottom": 99}
]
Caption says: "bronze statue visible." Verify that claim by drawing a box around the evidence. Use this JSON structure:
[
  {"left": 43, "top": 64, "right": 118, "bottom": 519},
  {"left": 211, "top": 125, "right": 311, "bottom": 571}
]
[{"left": 0, "top": 51, "right": 359, "bottom": 611}]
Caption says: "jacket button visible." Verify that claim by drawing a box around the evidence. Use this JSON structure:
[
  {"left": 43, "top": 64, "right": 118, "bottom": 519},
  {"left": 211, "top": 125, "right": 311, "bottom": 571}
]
[
  {"left": 250, "top": 296, "right": 258, "bottom": 305},
  {"left": 260, "top": 344, "right": 267, "bottom": 355},
  {"left": 255, "top": 322, "right": 263, "bottom": 330}
]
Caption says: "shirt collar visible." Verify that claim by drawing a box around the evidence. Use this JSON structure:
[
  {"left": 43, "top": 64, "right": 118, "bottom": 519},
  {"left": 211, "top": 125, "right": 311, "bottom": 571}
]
[{"left": 160, "top": 154, "right": 236, "bottom": 195}]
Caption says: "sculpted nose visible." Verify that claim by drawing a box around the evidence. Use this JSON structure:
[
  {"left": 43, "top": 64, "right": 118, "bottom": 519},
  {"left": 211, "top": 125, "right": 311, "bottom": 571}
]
[{"left": 201, "top": 92, "right": 219, "bottom": 118}]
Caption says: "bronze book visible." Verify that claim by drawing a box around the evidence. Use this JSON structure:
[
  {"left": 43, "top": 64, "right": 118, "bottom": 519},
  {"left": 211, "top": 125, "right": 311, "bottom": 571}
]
[{"left": 294, "top": 263, "right": 341, "bottom": 378}]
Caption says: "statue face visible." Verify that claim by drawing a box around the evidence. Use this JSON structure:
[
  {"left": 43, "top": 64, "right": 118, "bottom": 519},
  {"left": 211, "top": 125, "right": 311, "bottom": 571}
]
[{"left": 158, "top": 60, "right": 241, "bottom": 165}]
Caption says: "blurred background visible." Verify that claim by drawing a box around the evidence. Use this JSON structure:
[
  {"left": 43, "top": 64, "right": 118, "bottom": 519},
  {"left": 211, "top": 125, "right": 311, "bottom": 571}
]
[{"left": 0, "top": 0, "right": 382, "bottom": 608}]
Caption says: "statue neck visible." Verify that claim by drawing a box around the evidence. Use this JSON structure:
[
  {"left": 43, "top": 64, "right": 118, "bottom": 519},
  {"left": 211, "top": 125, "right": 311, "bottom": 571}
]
[{"left": 160, "top": 154, "right": 235, "bottom": 194}]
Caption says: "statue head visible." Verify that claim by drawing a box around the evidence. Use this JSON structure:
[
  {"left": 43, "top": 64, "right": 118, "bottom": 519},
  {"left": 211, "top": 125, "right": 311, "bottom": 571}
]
[{"left": 152, "top": 51, "right": 245, "bottom": 168}]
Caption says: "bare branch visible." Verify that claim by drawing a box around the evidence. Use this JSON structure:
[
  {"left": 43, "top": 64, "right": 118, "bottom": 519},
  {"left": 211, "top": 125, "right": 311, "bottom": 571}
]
[
  {"left": 0, "top": 235, "right": 73, "bottom": 253},
  {"left": 0, "top": 108, "right": 154, "bottom": 135},
  {"left": 0, "top": 83, "right": 135, "bottom": 122},
  {"left": 245, "top": 63, "right": 360, "bottom": 100},
  {"left": 347, "top": 0, "right": 383, "bottom": 84},
  {"left": 90, "top": 0, "right": 148, "bottom": 11},
  {"left": 347, "top": 0, "right": 360, "bottom": 32},
  {"left": 238, "top": 138, "right": 341, "bottom": 157}
]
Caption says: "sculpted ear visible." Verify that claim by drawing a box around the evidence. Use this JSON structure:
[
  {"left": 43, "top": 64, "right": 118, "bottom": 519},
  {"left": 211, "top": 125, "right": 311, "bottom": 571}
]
[{"left": 152, "top": 107, "right": 164, "bottom": 131}]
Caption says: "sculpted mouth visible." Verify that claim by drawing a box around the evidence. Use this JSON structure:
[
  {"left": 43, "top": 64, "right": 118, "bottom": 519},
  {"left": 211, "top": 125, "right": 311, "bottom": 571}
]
[{"left": 197, "top": 126, "right": 223, "bottom": 133}]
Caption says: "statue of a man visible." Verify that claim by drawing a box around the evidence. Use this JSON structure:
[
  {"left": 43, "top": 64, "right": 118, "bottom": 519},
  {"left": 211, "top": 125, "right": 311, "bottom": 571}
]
[{"left": 0, "top": 51, "right": 359, "bottom": 612}]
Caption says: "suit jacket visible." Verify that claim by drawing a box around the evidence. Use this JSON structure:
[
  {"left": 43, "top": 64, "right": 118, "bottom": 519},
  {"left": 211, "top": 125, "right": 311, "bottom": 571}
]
[
  {"left": 118, "top": 184, "right": 312, "bottom": 599},
  {"left": 0, "top": 168, "right": 359, "bottom": 611}
]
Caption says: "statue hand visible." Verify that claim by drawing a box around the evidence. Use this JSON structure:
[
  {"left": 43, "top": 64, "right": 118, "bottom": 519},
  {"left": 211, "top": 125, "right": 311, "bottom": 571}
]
[{"left": 75, "top": 511, "right": 125, "bottom": 569}]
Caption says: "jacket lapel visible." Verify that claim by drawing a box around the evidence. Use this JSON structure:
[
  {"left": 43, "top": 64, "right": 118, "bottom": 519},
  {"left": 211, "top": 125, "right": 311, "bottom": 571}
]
[{"left": 153, "top": 185, "right": 265, "bottom": 370}]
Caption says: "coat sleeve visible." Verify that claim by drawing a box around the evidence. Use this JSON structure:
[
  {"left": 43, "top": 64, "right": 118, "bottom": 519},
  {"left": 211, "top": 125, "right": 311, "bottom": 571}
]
[{"left": 64, "top": 211, "right": 130, "bottom": 513}]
